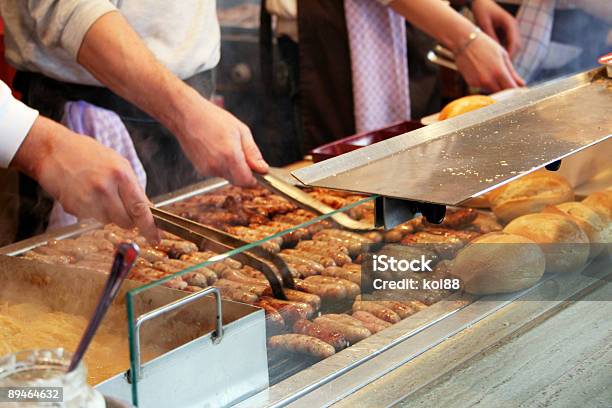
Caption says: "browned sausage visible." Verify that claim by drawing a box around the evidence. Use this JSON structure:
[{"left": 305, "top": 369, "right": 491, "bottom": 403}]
[
  {"left": 278, "top": 253, "right": 324, "bottom": 275},
  {"left": 352, "top": 300, "right": 401, "bottom": 323},
  {"left": 298, "top": 239, "right": 350, "bottom": 255},
  {"left": 256, "top": 303, "right": 286, "bottom": 333},
  {"left": 214, "top": 278, "right": 268, "bottom": 296},
  {"left": 304, "top": 276, "right": 360, "bottom": 298},
  {"left": 219, "top": 289, "right": 258, "bottom": 304},
  {"left": 154, "top": 239, "right": 198, "bottom": 257},
  {"left": 139, "top": 247, "right": 169, "bottom": 263},
  {"left": 313, "top": 316, "right": 371, "bottom": 344},
  {"left": 293, "top": 319, "right": 349, "bottom": 351},
  {"left": 371, "top": 300, "right": 415, "bottom": 319},
  {"left": 268, "top": 334, "right": 335, "bottom": 359},
  {"left": 294, "top": 279, "right": 347, "bottom": 301},
  {"left": 259, "top": 297, "right": 313, "bottom": 324},
  {"left": 322, "top": 266, "right": 362, "bottom": 285},
  {"left": 262, "top": 287, "right": 321, "bottom": 311},
  {"left": 351, "top": 311, "right": 392, "bottom": 333},
  {"left": 221, "top": 268, "right": 271, "bottom": 287},
  {"left": 281, "top": 249, "right": 336, "bottom": 267}
]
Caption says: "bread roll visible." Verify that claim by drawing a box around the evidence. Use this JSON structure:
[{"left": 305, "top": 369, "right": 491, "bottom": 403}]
[
  {"left": 489, "top": 172, "right": 574, "bottom": 223},
  {"left": 543, "top": 202, "right": 606, "bottom": 257},
  {"left": 451, "top": 232, "right": 545, "bottom": 294},
  {"left": 503, "top": 213, "right": 589, "bottom": 274},
  {"left": 439, "top": 95, "right": 495, "bottom": 120},
  {"left": 582, "top": 191, "right": 612, "bottom": 223}
]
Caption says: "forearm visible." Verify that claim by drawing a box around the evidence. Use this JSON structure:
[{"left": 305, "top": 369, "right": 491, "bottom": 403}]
[
  {"left": 11, "top": 116, "right": 61, "bottom": 179},
  {"left": 76, "top": 11, "right": 200, "bottom": 141},
  {"left": 388, "top": 0, "right": 477, "bottom": 52}
]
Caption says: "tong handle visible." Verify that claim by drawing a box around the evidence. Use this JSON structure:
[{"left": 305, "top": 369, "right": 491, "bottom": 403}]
[{"left": 151, "top": 206, "right": 294, "bottom": 297}]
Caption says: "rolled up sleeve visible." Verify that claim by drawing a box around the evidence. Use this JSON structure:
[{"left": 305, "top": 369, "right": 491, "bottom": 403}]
[
  {"left": 27, "top": 0, "right": 117, "bottom": 60},
  {"left": 0, "top": 81, "right": 39, "bottom": 168}
]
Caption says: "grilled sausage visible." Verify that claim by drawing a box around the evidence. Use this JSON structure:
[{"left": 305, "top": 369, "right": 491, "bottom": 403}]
[
  {"left": 293, "top": 319, "right": 349, "bottom": 351},
  {"left": 351, "top": 311, "right": 392, "bottom": 333},
  {"left": 296, "top": 240, "right": 352, "bottom": 265},
  {"left": 304, "top": 276, "right": 360, "bottom": 298},
  {"left": 214, "top": 279, "right": 268, "bottom": 296},
  {"left": 139, "top": 247, "right": 169, "bottom": 263},
  {"left": 294, "top": 279, "right": 347, "bottom": 301},
  {"left": 262, "top": 287, "right": 321, "bottom": 311},
  {"left": 221, "top": 268, "right": 270, "bottom": 287},
  {"left": 256, "top": 303, "right": 286, "bottom": 333},
  {"left": 154, "top": 239, "right": 198, "bottom": 258},
  {"left": 312, "top": 233, "right": 361, "bottom": 253},
  {"left": 259, "top": 297, "right": 313, "bottom": 324},
  {"left": 313, "top": 316, "right": 371, "bottom": 344},
  {"left": 352, "top": 300, "right": 401, "bottom": 323},
  {"left": 281, "top": 249, "right": 336, "bottom": 267},
  {"left": 370, "top": 300, "right": 415, "bottom": 319},
  {"left": 278, "top": 253, "right": 324, "bottom": 275},
  {"left": 321, "top": 266, "right": 362, "bottom": 285},
  {"left": 163, "top": 277, "right": 188, "bottom": 290},
  {"left": 215, "top": 281, "right": 259, "bottom": 304},
  {"left": 268, "top": 334, "right": 335, "bottom": 359}
]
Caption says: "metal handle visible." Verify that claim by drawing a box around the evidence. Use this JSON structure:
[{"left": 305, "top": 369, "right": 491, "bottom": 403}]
[{"left": 133, "top": 286, "right": 223, "bottom": 379}]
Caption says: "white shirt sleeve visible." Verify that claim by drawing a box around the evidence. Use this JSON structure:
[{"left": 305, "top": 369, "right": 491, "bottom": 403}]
[{"left": 0, "top": 81, "right": 39, "bottom": 168}]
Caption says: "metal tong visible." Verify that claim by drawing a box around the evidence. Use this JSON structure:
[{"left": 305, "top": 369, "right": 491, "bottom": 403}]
[
  {"left": 427, "top": 45, "right": 458, "bottom": 71},
  {"left": 68, "top": 242, "right": 140, "bottom": 372},
  {"left": 150, "top": 206, "right": 294, "bottom": 300},
  {"left": 255, "top": 173, "right": 375, "bottom": 231}
]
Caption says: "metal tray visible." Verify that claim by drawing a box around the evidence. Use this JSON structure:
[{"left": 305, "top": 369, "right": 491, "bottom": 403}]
[
  {"left": 293, "top": 68, "right": 612, "bottom": 206},
  {"left": 0, "top": 255, "right": 268, "bottom": 407},
  {"left": 309, "top": 121, "right": 424, "bottom": 163}
]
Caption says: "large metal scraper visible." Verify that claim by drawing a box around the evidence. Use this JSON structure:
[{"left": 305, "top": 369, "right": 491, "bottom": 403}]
[{"left": 292, "top": 68, "right": 612, "bottom": 206}]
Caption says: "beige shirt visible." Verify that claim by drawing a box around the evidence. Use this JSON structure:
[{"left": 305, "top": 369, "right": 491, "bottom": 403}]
[{"left": 0, "top": 0, "right": 221, "bottom": 85}]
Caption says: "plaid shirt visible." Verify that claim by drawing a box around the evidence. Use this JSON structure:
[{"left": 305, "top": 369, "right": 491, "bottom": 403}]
[
  {"left": 512, "top": 0, "right": 557, "bottom": 82},
  {"left": 47, "top": 100, "right": 147, "bottom": 230}
]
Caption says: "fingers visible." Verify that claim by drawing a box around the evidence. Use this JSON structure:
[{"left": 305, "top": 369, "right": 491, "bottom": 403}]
[
  {"left": 226, "top": 144, "right": 257, "bottom": 187},
  {"left": 241, "top": 126, "right": 269, "bottom": 175},
  {"left": 117, "top": 170, "right": 160, "bottom": 244},
  {"left": 503, "top": 53, "right": 525, "bottom": 87},
  {"left": 478, "top": 17, "right": 499, "bottom": 44},
  {"left": 502, "top": 15, "right": 522, "bottom": 57}
]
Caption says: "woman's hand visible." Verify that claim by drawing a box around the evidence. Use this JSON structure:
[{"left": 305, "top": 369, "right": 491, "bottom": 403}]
[
  {"left": 471, "top": 0, "right": 522, "bottom": 57},
  {"left": 455, "top": 31, "right": 525, "bottom": 92}
]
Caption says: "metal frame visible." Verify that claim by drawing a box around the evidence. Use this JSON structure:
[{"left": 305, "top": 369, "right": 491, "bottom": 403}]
[{"left": 133, "top": 286, "right": 224, "bottom": 380}]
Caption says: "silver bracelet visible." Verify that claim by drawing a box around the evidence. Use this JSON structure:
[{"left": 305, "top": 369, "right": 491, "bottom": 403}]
[{"left": 455, "top": 27, "right": 482, "bottom": 56}]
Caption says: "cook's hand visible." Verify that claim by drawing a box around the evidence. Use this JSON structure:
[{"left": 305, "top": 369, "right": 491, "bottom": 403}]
[
  {"left": 471, "top": 0, "right": 522, "bottom": 57},
  {"left": 455, "top": 31, "right": 525, "bottom": 92},
  {"left": 12, "top": 116, "right": 159, "bottom": 242},
  {"left": 174, "top": 90, "right": 269, "bottom": 187}
]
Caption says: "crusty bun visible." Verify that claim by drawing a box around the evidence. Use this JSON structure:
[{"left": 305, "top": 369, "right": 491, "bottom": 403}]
[
  {"left": 582, "top": 191, "right": 612, "bottom": 223},
  {"left": 438, "top": 95, "right": 496, "bottom": 120},
  {"left": 489, "top": 172, "right": 574, "bottom": 223},
  {"left": 503, "top": 213, "right": 589, "bottom": 274},
  {"left": 462, "top": 195, "right": 490, "bottom": 208},
  {"left": 543, "top": 202, "right": 606, "bottom": 257},
  {"left": 450, "top": 232, "right": 545, "bottom": 294}
]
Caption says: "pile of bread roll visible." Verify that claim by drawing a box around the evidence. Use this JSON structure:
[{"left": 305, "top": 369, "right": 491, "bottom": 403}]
[{"left": 451, "top": 171, "right": 611, "bottom": 295}]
